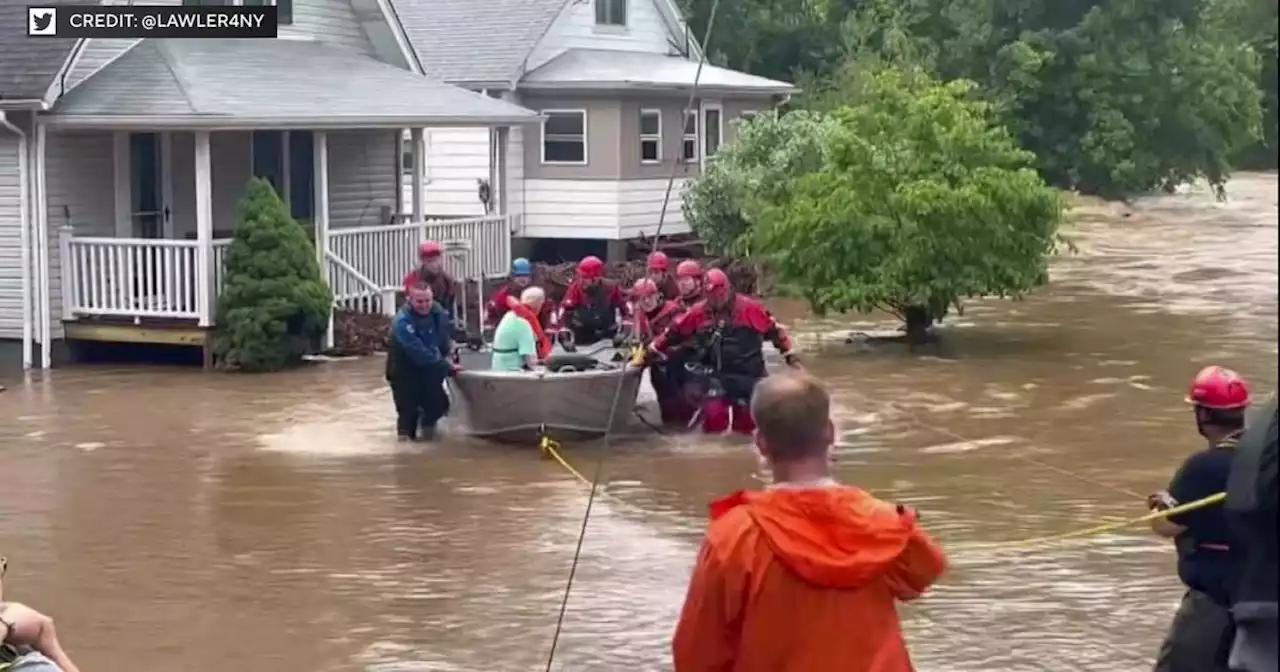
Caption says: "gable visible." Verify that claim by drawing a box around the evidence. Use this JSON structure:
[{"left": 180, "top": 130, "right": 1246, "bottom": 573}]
[
  {"left": 60, "top": 0, "right": 415, "bottom": 99},
  {"left": 0, "top": 0, "right": 77, "bottom": 102},
  {"left": 523, "top": 0, "right": 689, "bottom": 74}
]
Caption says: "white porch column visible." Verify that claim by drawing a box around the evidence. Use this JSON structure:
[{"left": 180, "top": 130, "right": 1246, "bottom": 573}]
[
  {"left": 410, "top": 127, "right": 425, "bottom": 229},
  {"left": 313, "top": 131, "right": 334, "bottom": 350},
  {"left": 486, "top": 128, "right": 498, "bottom": 215},
  {"left": 34, "top": 123, "right": 51, "bottom": 369},
  {"left": 194, "top": 130, "right": 213, "bottom": 327},
  {"left": 495, "top": 126, "right": 509, "bottom": 215}
]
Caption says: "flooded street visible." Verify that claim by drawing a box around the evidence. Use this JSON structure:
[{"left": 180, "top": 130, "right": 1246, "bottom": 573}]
[{"left": 1, "top": 173, "right": 1276, "bottom": 671}]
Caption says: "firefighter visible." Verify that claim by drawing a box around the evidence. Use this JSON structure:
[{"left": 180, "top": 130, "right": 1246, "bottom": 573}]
[
  {"left": 646, "top": 251, "right": 680, "bottom": 300},
  {"left": 559, "top": 255, "right": 629, "bottom": 345},
  {"left": 648, "top": 269, "right": 799, "bottom": 434}
]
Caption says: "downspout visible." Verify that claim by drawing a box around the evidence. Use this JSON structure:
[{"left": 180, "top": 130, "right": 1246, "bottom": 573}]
[{"left": 0, "top": 112, "right": 33, "bottom": 369}]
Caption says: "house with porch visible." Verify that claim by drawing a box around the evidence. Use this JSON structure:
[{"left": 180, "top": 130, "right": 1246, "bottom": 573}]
[
  {"left": 389, "top": 0, "right": 797, "bottom": 261},
  {"left": 0, "top": 0, "right": 539, "bottom": 371}
]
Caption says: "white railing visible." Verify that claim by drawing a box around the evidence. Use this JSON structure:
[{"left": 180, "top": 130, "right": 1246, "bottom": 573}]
[
  {"left": 60, "top": 234, "right": 203, "bottom": 319},
  {"left": 328, "top": 214, "right": 515, "bottom": 290},
  {"left": 58, "top": 214, "right": 515, "bottom": 323},
  {"left": 326, "top": 250, "right": 396, "bottom": 316}
]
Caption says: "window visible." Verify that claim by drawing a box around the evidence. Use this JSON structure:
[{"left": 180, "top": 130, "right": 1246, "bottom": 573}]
[
  {"left": 183, "top": 0, "right": 292, "bottom": 24},
  {"left": 288, "top": 131, "right": 314, "bottom": 222},
  {"left": 703, "top": 105, "right": 722, "bottom": 159},
  {"left": 681, "top": 109, "right": 698, "bottom": 163},
  {"left": 639, "top": 109, "right": 662, "bottom": 163},
  {"left": 401, "top": 132, "right": 415, "bottom": 175},
  {"left": 251, "top": 130, "right": 285, "bottom": 196},
  {"left": 739, "top": 110, "right": 759, "bottom": 122},
  {"left": 595, "top": 0, "right": 626, "bottom": 27},
  {"left": 542, "top": 110, "right": 587, "bottom": 164}
]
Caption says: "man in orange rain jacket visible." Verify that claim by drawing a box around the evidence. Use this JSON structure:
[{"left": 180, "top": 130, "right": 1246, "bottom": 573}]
[{"left": 673, "top": 371, "right": 948, "bottom": 672}]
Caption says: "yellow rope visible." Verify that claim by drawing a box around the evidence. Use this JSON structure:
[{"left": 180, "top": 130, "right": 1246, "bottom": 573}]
[
  {"left": 536, "top": 432, "right": 1227, "bottom": 549},
  {"left": 539, "top": 434, "right": 688, "bottom": 523}
]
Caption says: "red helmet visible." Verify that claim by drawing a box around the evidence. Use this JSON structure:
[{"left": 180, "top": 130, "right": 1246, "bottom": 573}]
[
  {"left": 419, "top": 240, "right": 442, "bottom": 258},
  {"left": 577, "top": 255, "right": 604, "bottom": 279},
  {"left": 676, "top": 260, "right": 702, "bottom": 279},
  {"left": 1186, "top": 366, "right": 1251, "bottom": 410},
  {"left": 632, "top": 278, "right": 659, "bottom": 297},
  {"left": 647, "top": 251, "right": 669, "bottom": 272},
  {"left": 704, "top": 268, "right": 731, "bottom": 298}
]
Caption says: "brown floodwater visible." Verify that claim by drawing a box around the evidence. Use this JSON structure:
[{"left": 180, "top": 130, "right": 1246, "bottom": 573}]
[{"left": 1, "top": 173, "right": 1276, "bottom": 671}]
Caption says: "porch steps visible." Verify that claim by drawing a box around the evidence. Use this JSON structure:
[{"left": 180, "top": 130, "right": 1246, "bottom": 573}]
[{"left": 63, "top": 318, "right": 214, "bottom": 369}]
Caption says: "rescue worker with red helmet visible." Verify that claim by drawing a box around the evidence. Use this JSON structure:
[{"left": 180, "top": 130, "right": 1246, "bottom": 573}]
[
  {"left": 631, "top": 278, "right": 694, "bottom": 424},
  {"left": 559, "top": 255, "right": 629, "bottom": 345},
  {"left": 486, "top": 257, "right": 554, "bottom": 331},
  {"left": 1148, "top": 365, "right": 1252, "bottom": 672},
  {"left": 674, "top": 260, "right": 703, "bottom": 308},
  {"left": 648, "top": 268, "right": 799, "bottom": 434},
  {"left": 646, "top": 251, "right": 680, "bottom": 300},
  {"left": 402, "top": 240, "right": 460, "bottom": 324}
]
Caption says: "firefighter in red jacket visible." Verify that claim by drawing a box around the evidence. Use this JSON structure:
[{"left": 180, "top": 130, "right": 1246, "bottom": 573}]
[
  {"left": 632, "top": 278, "right": 694, "bottom": 424},
  {"left": 486, "top": 257, "right": 553, "bottom": 330},
  {"left": 648, "top": 269, "right": 799, "bottom": 434},
  {"left": 646, "top": 251, "right": 680, "bottom": 300},
  {"left": 559, "top": 255, "right": 629, "bottom": 345},
  {"left": 674, "top": 260, "right": 704, "bottom": 308},
  {"left": 402, "top": 241, "right": 460, "bottom": 324}
]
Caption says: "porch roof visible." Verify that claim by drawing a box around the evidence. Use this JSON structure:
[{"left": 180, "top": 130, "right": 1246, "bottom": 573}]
[
  {"left": 45, "top": 38, "right": 542, "bottom": 130},
  {"left": 518, "top": 49, "right": 798, "bottom": 96}
]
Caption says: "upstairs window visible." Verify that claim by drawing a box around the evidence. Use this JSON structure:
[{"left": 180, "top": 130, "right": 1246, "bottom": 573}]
[
  {"left": 639, "top": 109, "right": 662, "bottom": 163},
  {"left": 595, "top": 0, "right": 626, "bottom": 27},
  {"left": 183, "top": 0, "right": 292, "bottom": 25},
  {"left": 542, "top": 110, "right": 587, "bottom": 165},
  {"left": 681, "top": 109, "right": 698, "bottom": 163}
]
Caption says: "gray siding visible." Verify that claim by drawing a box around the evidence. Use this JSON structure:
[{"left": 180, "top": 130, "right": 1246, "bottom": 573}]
[
  {"left": 45, "top": 131, "right": 116, "bottom": 336},
  {"left": 329, "top": 130, "right": 398, "bottom": 229},
  {"left": 617, "top": 95, "right": 775, "bottom": 179},
  {"left": 0, "top": 127, "right": 23, "bottom": 338},
  {"left": 522, "top": 95, "right": 622, "bottom": 179}
]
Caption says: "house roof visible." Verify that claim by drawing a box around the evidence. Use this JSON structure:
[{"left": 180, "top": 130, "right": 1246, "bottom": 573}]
[
  {"left": 392, "top": 0, "right": 566, "bottom": 88},
  {"left": 0, "top": 0, "right": 77, "bottom": 103},
  {"left": 519, "top": 49, "right": 797, "bottom": 95},
  {"left": 46, "top": 38, "right": 541, "bottom": 129}
]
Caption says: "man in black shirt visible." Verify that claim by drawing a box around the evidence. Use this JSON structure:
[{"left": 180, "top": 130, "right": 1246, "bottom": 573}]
[{"left": 1148, "top": 366, "right": 1253, "bottom": 672}]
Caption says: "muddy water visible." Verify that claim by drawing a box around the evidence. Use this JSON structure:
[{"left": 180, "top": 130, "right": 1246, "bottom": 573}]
[{"left": 1, "top": 173, "right": 1275, "bottom": 671}]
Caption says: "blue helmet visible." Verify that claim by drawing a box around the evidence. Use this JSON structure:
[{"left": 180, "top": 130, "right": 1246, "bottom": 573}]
[{"left": 511, "top": 257, "right": 532, "bottom": 276}]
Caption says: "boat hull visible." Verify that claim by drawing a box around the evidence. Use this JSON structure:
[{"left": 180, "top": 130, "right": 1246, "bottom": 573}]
[{"left": 447, "top": 343, "right": 644, "bottom": 444}]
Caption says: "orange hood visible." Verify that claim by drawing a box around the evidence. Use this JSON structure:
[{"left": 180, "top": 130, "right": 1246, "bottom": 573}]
[{"left": 711, "top": 486, "right": 918, "bottom": 589}]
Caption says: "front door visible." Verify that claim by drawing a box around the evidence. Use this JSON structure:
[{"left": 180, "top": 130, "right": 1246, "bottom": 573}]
[{"left": 130, "top": 133, "right": 164, "bottom": 239}]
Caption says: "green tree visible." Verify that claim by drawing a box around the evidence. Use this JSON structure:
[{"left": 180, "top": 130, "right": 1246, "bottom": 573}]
[
  {"left": 750, "top": 68, "right": 1065, "bottom": 342},
  {"left": 683, "top": 110, "right": 841, "bottom": 255},
  {"left": 838, "top": 0, "right": 1264, "bottom": 198},
  {"left": 214, "top": 178, "right": 333, "bottom": 372}
]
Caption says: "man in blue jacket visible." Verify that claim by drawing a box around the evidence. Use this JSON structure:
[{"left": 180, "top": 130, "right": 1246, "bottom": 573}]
[{"left": 386, "top": 284, "right": 459, "bottom": 440}]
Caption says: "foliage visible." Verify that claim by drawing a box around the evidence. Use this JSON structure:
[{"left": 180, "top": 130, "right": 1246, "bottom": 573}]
[
  {"left": 691, "top": 0, "right": 1270, "bottom": 199},
  {"left": 214, "top": 178, "right": 332, "bottom": 372},
  {"left": 682, "top": 110, "right": 840, "bottom": 255},
  {"left": 749, "top": 68, "right": 1065, "bottom": 339}
]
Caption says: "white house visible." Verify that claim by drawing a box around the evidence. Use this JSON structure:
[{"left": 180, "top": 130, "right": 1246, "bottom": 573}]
[
  {"left": 389, "top": 0, "right": 796, "bottom": 258},
  {"left": 0, "top": 0, "right": 540, "bottom": 371}
]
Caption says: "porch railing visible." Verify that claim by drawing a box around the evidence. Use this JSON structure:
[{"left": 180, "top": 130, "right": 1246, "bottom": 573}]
[
  {"left": 58, "top": 213, "right": 516, "bottom": 324},
  {"left": 325, "top": 250, "right": 396, "bottom": 316},
  {"left": 328, "top": 214, "right": 516, "bottom": 289},
  {"left": 60, "top": 235, "right": 207, "bottom": 319}
]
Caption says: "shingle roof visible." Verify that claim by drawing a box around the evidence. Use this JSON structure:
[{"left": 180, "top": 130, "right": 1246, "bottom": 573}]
[
  {"left": 0, "top": 0, "right": 78, "bottom": 102},
  {"left": 390, "top": 0, "right": 567, "bottom": 86},
  {"left": 48, "top": 38, "right": 541, "bottom": 128},
  {"left": 521, "top": 49, "right": 797, "bottom": 94}
]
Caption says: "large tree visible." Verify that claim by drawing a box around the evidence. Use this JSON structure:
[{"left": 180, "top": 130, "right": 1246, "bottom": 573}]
[{"left": 749, "top": 68, "right": 1065, "bottom": 342}]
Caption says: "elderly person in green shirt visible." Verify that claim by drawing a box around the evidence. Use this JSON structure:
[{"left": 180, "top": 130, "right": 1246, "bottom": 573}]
[{"left": 491, "top": 286, "right": 549, "bottom": 372}]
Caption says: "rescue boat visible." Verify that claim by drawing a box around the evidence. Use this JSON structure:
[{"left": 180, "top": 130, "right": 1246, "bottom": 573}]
[{"left": 447, "top": 335, "right": 645, "bottom": 444}]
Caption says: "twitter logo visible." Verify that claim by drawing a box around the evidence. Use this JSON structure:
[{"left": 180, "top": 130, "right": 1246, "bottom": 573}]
[{"left": 28, "top": 7, "right": 57, "bottom": 36}]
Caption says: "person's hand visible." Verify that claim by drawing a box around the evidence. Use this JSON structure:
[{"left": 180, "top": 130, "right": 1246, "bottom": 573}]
[
  {"left": 1147, "top": 491, "right": 1178, "bottom": 511},
  {"left": 0, "top": 602, "right": 79, "bottom": 672},
  {"left": 782, "top": 352, "right": 801, "bottom": 368},
  {"left": 449, "top": 362, "right": 462, "bottom": 376}
]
